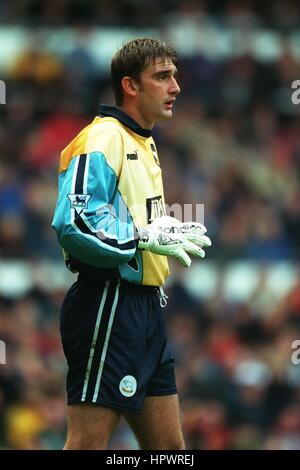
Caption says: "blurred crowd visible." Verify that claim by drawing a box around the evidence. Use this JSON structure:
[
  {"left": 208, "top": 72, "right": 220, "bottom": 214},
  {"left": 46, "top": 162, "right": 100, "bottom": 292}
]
[
  {"left": 1, "top": 0, "right": 300, "bottom": 30},
  {"left": 0, "top": 0, "right": 300, "bottom": 450}
]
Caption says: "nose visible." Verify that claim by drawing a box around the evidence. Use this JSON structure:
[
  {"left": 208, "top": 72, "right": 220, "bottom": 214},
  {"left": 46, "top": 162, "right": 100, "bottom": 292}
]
[{"left": 170, "top": 76, "right": 180, "bottom": 95}]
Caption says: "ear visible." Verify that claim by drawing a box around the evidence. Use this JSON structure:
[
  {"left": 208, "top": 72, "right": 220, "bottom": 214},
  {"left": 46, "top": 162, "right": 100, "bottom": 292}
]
[{"left": 121, "top": 76, "right": 138, "bottom": 99}]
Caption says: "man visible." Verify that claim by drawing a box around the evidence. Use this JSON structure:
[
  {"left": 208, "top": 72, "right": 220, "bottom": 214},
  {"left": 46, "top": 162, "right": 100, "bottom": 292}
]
[{"left": 52, "top": 38, "right": 211, "bottom": 450}]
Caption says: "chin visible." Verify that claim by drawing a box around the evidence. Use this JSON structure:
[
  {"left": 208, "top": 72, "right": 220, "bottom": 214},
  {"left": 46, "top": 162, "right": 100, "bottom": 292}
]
[{"left": 159, "top": 110, "right": 173, "bottom": 121}]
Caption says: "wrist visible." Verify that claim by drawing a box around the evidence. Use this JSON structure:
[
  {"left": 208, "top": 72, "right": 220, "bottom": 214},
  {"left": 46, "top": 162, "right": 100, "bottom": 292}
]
[{"left": 137, "top": 226, "right": 151, "bottom": 249}]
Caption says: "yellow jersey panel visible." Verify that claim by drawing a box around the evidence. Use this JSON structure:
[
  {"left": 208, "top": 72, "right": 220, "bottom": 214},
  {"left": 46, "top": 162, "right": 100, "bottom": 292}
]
[{"left": 54, "top": 109, "right": 169, "bottom": 286}]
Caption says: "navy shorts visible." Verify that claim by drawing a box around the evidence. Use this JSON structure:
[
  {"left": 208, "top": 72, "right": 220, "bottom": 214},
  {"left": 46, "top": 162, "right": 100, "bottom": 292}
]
[{"left": 60, "top": 278, "right": 177, "bottom": 413}]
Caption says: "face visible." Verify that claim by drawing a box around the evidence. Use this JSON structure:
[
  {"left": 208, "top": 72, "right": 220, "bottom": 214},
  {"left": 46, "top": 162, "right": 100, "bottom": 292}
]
[{"left": 134, "top": 57, "right": 181, "bottom": 128}]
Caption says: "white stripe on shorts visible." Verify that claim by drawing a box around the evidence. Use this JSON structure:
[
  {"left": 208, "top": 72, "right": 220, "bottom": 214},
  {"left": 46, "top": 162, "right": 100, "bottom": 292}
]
[
  {"left": 92, "top": 280, "right": 120, "bottom": 402},
  {"left": 81, "top": 280, "right": 110, "bottom": 402}
]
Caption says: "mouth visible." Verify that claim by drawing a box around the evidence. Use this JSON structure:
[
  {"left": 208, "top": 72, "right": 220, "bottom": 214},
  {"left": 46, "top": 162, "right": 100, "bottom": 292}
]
[{"left": 164, "top": 99, "right": 175, "bottom": 109}]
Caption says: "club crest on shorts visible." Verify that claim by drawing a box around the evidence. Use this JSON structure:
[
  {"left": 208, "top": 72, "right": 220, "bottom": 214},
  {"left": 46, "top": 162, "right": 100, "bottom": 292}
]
[
  {"left": 68, "top": 194, "right": 91, "bottom": 209},
  {"left": 119, "top": 375, "right": 137, "bottom": 397}
]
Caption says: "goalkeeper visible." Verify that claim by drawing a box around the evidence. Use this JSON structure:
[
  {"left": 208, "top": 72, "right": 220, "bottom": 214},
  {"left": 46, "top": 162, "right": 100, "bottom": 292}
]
[{"left": 52, "top": 38, "right": 211, "bottom": 450}]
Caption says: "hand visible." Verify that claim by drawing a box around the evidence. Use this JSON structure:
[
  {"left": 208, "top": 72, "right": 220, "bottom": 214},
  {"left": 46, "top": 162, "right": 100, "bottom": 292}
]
[
  {"left": 137, "top": 216, "right": 211, "bottom": 268},
  {"left": 152, "top": 215, "right": 211, "bottom": 248}
]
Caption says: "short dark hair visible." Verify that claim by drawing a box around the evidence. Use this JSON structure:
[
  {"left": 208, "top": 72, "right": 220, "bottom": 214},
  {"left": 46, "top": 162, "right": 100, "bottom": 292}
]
[{"left": 111, "top": 38, "right": 178, "bottom": 106}]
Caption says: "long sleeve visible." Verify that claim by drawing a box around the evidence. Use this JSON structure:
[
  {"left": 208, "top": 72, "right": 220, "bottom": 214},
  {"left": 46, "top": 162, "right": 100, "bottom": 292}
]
[{"left": 52, "top": 150, "right": 138, "bottom": 268}]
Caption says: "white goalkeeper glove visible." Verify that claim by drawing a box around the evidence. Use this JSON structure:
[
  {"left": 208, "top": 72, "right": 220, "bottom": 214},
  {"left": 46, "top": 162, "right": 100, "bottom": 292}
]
[{"left": 137, "top": 216, "right": 212, "bottom": 268}]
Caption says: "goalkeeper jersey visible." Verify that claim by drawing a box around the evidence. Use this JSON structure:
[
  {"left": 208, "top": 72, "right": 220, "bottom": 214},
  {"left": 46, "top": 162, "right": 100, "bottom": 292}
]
[{"left": 52, "top": 104, "right": 169, "bottom": 286}]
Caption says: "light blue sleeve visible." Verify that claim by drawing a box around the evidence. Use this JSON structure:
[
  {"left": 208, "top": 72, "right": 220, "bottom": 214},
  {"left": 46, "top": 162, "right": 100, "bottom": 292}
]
[{"left": 51, "top": 152, "right": 138, "bottom": 268}]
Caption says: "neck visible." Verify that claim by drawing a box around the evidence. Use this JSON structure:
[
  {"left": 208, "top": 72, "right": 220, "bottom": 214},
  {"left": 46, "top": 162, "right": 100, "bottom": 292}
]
[{"left": 120, "top": 103, "right": 154, "bottom": 130}]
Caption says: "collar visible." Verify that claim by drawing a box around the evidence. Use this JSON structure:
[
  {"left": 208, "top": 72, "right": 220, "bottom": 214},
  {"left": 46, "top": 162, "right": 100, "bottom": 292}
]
[{"left": 99, "top": 104, "right": 152, "bottom": 138}]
